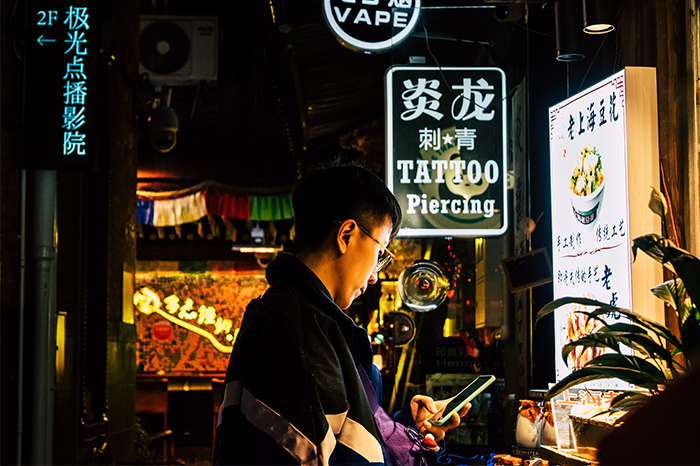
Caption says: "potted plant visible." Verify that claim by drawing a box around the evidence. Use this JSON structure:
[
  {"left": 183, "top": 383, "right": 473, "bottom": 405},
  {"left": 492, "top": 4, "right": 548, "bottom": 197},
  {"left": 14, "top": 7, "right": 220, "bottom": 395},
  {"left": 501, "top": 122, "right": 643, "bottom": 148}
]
[{"left": 535, "top": 190, "right": 700, "bottom": 414}]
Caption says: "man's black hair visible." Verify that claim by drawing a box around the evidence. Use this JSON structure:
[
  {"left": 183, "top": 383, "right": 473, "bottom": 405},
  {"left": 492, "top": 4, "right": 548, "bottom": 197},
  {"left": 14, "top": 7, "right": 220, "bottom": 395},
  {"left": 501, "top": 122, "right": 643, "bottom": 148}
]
[{"left": 292, "top": 163, "right": 402, "bottom": 253}]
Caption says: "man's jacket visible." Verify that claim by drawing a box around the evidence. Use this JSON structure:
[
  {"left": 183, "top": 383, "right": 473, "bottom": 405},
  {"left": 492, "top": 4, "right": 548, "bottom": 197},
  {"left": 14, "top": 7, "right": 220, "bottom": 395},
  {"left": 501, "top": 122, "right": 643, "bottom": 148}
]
[{"left": 213, "top": 253, "right": 414, "bottom": 465}]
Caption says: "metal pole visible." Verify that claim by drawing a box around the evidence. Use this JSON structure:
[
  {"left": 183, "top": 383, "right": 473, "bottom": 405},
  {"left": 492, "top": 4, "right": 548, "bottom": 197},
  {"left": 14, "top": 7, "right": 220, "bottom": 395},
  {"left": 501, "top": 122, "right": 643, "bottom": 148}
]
[
  {"left": 17, "top": 169, "right": 27, "bottom": 465},
  {"left": 31, "top": 169, "right": 57, "bottom": 466}
]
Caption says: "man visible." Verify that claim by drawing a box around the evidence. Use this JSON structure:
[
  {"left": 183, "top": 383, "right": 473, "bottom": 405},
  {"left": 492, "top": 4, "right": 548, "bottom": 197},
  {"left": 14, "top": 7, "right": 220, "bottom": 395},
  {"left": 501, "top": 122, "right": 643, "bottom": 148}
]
[{"left": 214, "top": 163, "right": 468, "bottom": 465}]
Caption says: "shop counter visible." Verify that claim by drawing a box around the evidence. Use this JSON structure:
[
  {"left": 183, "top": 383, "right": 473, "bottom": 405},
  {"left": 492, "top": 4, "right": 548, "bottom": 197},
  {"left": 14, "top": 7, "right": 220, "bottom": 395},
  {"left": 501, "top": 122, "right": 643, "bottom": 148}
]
[{"left": 539, "top": 445, "right": 598, "bottom": 466}]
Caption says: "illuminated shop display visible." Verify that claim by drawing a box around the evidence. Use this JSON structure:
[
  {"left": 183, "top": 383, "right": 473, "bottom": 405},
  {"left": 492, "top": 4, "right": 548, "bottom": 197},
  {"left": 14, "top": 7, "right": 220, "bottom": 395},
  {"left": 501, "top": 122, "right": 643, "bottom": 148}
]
[
  {"left": 548, "top": 67, "right": 662, "bottom": 388},
  {"left": 134, "top": 262, "right": 268, "bottom": 374},
  {"left": 386, "top": 66, "right": 508, "bottom": 237}
]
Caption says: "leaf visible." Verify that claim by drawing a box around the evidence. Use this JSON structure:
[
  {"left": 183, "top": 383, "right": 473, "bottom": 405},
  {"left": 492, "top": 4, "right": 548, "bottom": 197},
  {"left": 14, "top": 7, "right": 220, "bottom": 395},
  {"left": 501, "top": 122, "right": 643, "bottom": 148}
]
[
  {"left": 608, "top": 391, "right": 652, "bottom": 411},
  {"left": 680, "top": 316, "right": 700, "bottom": 365},
  {"left": 535, "top": 296, "right": 613, "bottom": 326},
  {"left": 648, "top": 186, "right": 668, "bottom": 219},
  {"left": 634, "top": 235, "right": 700, "bottom": 310},
  {"left": 544, "top": 368, "right": 612, "bottom": 400},
  {"left": 586, "top": 307, "right": 684, "bottom": 351},
  {"left": 561, "top": 334, "right": 621, "bottom": 364},
  {"left": 668, "top": 255, "right": 700, "bottom": 313},
  {"left": 536, "top": 296, "right": 686, "bottom": 358},
  {"left": 563, "top": 330, "right": 675, "bottom": 368},
  {"left": 544, "top": 363, "right": 663, "bottom": 400},
  {"left": 651, "top": 279, "right": 685, "bottom": 310},
  {"left": 584, "top": 353, "right": 663, "bottom": 373},
  {"left": 632, "top": 234, "right": 677, "bottom": 272},
  {"left": 545, "top": 354, "right": 668, "bottom": 400},
  {"left": 601, "top": 322, "right": 649, "bottom": 334},
  {"left": 585, "top": 355, "right": 667, "bottom": 389}
]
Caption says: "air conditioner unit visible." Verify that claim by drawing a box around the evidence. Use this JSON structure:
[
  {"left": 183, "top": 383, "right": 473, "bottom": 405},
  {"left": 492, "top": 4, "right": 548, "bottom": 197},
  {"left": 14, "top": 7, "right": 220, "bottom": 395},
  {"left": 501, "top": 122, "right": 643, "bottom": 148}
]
[{"left": 139, "top": 15, "right": 218, "bottom": 86}]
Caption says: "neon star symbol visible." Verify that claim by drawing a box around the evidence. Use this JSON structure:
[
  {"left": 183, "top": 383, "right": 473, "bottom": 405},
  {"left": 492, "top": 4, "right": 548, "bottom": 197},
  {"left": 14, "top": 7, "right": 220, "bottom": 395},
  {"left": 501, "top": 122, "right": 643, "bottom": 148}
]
[{"left": 442, "top": 133, "right": 454, "bottom": 145}]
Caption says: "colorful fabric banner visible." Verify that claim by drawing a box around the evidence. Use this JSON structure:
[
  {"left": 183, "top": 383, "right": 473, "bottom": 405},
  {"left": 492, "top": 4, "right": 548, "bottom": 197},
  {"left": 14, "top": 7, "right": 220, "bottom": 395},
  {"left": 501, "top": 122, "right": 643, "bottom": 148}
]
[
  {"left": 204, "top": 188, "right": 250, "bottom": 219},
  {"left": 137, "top": 199, "right": 154, "bottom": 226},
  {"left": 137, "top": 181, "right": 295, "bottom": 227},
  {"left": 249, "top": 194, "right": 294, "bottom": 221},
  {"left": 152, "top": 191, "right": 208, "bottom": 227}
]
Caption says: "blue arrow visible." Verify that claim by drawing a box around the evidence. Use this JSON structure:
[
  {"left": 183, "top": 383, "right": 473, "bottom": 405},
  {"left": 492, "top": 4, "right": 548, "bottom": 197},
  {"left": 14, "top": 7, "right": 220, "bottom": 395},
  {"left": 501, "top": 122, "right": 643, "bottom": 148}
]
[{"left": 37, "top": 35, "right": 56, "bottom": 46}]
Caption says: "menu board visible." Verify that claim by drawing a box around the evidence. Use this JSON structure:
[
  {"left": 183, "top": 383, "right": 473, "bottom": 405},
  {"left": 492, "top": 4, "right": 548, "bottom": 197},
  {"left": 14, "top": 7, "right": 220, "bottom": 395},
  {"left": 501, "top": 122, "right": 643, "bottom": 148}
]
[{"left": 548, "top": 68, "right": 662, "bottom": 388}]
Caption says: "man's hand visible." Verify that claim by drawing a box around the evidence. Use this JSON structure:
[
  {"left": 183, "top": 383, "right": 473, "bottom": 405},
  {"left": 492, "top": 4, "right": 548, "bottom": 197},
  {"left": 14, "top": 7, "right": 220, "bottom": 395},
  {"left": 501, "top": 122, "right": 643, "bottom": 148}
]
[{"left": 409, "top": 395, "right": 471, "bottom": 441}]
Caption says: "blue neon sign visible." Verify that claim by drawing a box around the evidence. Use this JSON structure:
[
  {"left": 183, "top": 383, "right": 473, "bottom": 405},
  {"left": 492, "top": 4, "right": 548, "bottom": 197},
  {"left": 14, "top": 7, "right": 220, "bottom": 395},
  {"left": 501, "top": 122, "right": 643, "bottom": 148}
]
[{"left": 25, "top": 4, "right": 95, "bottom": 169}]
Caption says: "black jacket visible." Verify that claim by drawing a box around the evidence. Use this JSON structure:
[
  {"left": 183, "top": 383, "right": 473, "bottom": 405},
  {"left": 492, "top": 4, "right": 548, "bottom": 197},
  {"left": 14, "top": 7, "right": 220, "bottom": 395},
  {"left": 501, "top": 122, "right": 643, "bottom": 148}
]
[{"left": 213, "top": 253, "right": 413, "bottom": 465}]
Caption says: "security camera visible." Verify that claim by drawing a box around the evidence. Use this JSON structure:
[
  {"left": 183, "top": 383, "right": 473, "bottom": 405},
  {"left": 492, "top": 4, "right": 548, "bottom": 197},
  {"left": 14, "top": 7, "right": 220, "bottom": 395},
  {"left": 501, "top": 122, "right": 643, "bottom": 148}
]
[
  {"left": 148, "top": 102, "right": 179, "bottom": 153},
  {"left": 494, "top": 4, "right": 524, "bottom": 22}
]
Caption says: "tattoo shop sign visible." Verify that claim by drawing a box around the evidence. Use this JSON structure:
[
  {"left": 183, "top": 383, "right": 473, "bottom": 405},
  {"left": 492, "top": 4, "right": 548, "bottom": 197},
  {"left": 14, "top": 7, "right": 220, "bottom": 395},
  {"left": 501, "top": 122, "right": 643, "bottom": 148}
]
[
  {"left": 24, "top": 2, "right": 96, "bottom": 169},
  {"left": 323, "top": 0, "right": 421, "bottom": 53},
  {"left": 549, "top": 68, "right": 662, "bottom": 389},
  {"left": 386, "top": 66, "right": 508, "bottom": 237}
]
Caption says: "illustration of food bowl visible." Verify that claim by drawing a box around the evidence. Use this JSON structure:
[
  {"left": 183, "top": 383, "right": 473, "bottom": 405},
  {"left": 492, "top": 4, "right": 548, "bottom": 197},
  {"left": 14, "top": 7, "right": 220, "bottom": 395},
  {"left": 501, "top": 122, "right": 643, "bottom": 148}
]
[{"left": 569, "top": 147, "right": 605, "bottom": 226}]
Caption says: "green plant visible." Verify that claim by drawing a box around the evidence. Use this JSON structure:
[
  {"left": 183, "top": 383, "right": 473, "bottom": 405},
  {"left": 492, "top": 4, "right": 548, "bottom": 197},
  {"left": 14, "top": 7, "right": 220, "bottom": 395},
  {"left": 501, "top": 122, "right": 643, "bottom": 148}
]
[{"left": 535, "top": 233, "right": 700, "bottom": 411}]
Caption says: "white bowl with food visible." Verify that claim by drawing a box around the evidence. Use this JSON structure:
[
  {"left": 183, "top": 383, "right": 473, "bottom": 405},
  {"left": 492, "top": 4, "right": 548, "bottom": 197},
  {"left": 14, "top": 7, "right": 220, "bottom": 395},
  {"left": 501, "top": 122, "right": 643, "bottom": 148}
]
[{"left": 569, "top": 147, "right": 605, "bottom": 226}]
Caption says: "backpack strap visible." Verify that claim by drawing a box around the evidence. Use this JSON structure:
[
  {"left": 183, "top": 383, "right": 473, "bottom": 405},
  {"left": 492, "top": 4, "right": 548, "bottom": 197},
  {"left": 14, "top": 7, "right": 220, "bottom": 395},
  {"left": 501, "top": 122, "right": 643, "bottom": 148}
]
[{"left": 356, "top": 363, "right": 380, "bottom": 413}]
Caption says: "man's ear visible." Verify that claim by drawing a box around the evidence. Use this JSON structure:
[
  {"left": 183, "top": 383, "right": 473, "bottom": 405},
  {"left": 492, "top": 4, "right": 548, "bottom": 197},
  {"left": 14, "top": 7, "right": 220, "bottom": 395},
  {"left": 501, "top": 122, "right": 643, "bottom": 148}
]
[{"left": 335, "top": 219, "right": 357, "bottom": 255}]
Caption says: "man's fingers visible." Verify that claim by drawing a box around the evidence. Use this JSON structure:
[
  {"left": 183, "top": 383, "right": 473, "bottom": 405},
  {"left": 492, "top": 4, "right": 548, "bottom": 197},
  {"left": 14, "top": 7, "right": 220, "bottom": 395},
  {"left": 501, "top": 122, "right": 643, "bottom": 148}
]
[
  {"left": 422, "top": 421, "right": 446, "bottom": 441},
  {"left": 419, "top": 395, "right": 438, "bottom": 414},
  {"left": 442, "top": 412, "right": 461, "bottom": 430},
  {"left": 458, "top": 402, "right": 472, "bottom": 417}
]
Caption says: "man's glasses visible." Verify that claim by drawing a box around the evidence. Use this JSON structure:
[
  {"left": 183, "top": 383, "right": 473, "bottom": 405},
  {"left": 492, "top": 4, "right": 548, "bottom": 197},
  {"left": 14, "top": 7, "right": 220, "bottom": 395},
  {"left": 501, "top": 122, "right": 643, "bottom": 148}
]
[{"left": 356, "top": 223, "right": 396, "bottom": 272}]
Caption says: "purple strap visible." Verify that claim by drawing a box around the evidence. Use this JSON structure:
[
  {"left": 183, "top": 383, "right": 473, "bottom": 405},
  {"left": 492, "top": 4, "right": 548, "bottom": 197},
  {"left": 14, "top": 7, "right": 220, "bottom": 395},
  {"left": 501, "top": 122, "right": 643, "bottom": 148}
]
[
  {"left": 356, "top": 363, "right": 380, "bottom": 413},
  {"left": 355, "top": 363, "right": 428, "bottom": 466}
]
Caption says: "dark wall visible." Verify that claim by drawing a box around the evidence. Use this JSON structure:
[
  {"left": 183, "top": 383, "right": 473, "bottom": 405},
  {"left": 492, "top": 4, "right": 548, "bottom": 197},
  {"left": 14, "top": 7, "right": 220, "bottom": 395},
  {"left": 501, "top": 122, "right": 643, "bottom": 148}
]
[
  {"left": 57, "top": 1, "right": 140, "bottom": 463},
  {"left": 0, "top": 1, "right": 26, "bottom": 464},
  {"left": 1, "top": 1, "right": 140, "bottom": 464}
]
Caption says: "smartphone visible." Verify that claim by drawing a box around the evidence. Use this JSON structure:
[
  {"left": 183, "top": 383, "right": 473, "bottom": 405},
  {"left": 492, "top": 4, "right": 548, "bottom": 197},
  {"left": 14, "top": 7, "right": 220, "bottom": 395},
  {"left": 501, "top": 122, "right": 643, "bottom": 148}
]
[{"left": 427, "top": 375, "right": 495, "bottom": 426}]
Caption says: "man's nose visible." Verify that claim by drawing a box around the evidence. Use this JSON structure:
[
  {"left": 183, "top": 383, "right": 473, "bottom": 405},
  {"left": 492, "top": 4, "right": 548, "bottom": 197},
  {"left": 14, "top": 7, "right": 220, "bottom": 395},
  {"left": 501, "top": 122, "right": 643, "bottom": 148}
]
[{"left": 368, "top": 269, "right": 379, "bottom": 285}]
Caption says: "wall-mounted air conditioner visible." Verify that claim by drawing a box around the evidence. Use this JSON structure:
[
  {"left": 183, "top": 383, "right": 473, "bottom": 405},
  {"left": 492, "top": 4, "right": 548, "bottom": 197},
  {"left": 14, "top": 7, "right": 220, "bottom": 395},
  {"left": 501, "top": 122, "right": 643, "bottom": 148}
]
[{"left": 139, "top": 15, "right": 218, "bottom": 86}]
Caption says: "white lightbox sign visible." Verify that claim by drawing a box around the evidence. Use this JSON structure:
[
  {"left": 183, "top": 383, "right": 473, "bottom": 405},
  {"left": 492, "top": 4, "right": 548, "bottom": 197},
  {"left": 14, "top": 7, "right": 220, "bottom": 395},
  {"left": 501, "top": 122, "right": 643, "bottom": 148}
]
[
  {"left": 323, "top": 0, "right": 421, "bottom": 54},
  {"left": 386, "top": 66, "right": 508, "bottom": 237},
  {"left": 549, "top": 67, "right": 662, "bottom": 389}
]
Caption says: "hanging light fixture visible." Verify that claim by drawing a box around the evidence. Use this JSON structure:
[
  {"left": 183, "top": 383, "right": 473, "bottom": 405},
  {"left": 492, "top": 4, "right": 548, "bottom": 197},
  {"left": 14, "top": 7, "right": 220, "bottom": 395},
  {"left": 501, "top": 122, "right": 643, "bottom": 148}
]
[
  {"left": 582, "top": 0, "right": 615, "bottom": 34},
  {"left": 555, "top": 0, "right": 585, "bottom": 62}
]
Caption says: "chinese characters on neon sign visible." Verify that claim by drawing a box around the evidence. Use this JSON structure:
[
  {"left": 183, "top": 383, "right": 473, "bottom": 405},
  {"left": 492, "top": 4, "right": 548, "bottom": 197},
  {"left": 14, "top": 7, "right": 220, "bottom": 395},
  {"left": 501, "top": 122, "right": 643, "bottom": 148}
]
[
  {"left": 133, "top": 287, "right": 236, "bottom": 353},
  {"left": 61, "top": 7, "right": 89, "bottom": 156},
  {"left": 26, "top": 3, "right": 94, "bottom": 168}
]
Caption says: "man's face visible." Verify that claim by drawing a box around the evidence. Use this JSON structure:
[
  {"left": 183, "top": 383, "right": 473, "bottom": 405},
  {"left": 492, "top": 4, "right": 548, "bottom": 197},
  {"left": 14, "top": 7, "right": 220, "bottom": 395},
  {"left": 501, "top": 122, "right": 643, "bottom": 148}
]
[{"left": 335, "top": 217, "right": 393, "bottom": 310}]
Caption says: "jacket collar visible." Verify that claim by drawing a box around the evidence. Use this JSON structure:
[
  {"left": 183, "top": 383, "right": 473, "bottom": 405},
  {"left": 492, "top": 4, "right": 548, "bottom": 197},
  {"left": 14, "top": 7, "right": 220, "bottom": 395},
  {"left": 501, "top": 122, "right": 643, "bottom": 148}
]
[{"left": 266, "top": 253, "right": 373, "bottom": 366}]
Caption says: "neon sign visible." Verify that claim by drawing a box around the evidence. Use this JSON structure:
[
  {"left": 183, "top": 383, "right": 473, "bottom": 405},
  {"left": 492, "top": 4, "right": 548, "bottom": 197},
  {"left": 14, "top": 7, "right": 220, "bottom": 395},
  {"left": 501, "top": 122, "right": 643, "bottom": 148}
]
[
  {"left": 133, "top": 287, "right": 237, "bottom": 353},
  {"left": 322, "top": 0, "right": 421, "bottom": 53},
  {"left": 25, "top": 2, "right": 95, "bottom": 168}
]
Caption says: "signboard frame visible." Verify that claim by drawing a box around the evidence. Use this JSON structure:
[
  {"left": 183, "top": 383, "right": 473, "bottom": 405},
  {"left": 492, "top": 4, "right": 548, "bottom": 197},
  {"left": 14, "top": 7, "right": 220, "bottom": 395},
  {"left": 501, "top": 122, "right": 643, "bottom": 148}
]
[
  {"left": 386, "top": 66, "right": 508, "bottom": 238},
  {"left": 548, "top": 67, "right": 663, "bottom": 388},
  {"left": 24, "top": 2, "right": 98, "bottom": 169},
  {"left": 322, "top": 0, "right": 422, "bottom": 54}
]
